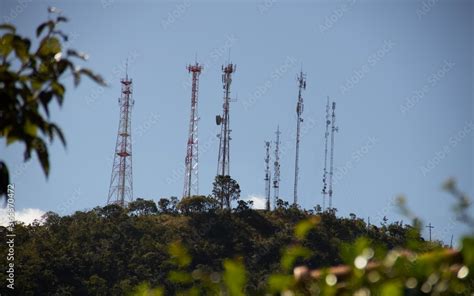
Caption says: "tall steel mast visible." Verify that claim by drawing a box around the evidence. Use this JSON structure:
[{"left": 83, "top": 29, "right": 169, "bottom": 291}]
[
  {"left": 107, "top": 68, "right": 134, "bottom": 206},
  {"left": 216, "top": 63, "right": 236, "bottom": 177},
  {"left": 322, "top": 96, "right": 331, "bottom": 211},
  {"left": 183, "top": 62, "right": 202, "bottom": 198},
  {"left": 273, "top": 126, "right": 281, "bottom": 209},
  {"left": 293, "top": 70, "right": 306, "bottom": 205},
  {"left": 328, "top": 101, "right": 338, "bottom": 209},
  {"left": 264, "top": 141, "right": 271, "bottom": 210}
]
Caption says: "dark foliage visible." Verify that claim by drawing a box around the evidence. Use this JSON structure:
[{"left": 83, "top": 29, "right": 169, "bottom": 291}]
[{"left": 0, "top": 200, "right": 424, "bottom": 295}]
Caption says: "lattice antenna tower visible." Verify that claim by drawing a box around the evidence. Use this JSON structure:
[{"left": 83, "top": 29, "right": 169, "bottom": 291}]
[
  {"left": 273, "top": 126, "right": 281, "bottom": 209},
  {"left": 183, "top": 61, "right": 203, "bottom": 198},
  {"left": 293, "top": 70, "right": 306, "bottom": 205},
  {"left": 264, "top": 141, "right": 271, "bottom": 210},
  {"left": 322, "top": 96, "right": 331, "bottom": 211},
  {"left": 216, "top": 63, "right": 236, "bottom": 177},
  {"left": 107, "top": 66, "right": 134, "bottom": 206},
  {"left": 328, "top": 101, "right": 338, "bottom": 209}
]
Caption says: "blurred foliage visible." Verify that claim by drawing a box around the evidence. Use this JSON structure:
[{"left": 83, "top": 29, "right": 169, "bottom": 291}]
[{"left": 0, "top": 10, "right": 105, "bottom": 199}]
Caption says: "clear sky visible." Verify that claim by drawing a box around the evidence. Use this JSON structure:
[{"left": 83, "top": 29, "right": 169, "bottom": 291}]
[{"left": 1, "top": 0, "right": 472, "bottom": 245}]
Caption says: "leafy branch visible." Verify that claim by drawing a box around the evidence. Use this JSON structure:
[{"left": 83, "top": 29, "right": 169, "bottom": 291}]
[{"left": 0, "top": 8, "right": 106, "bottom": 198}]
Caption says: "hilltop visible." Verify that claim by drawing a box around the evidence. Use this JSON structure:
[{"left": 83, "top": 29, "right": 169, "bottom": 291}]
[{"left": 0, "top": 197, "right": 435, "bottom": 295}]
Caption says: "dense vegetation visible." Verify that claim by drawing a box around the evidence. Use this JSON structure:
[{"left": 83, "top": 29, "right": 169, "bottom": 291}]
[{"left": 0, "top": 197, "right": 440, "bottom": 295}]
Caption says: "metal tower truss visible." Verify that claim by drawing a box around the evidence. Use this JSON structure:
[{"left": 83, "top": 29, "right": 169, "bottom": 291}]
[
  {"left": 264, "top": 141, "right": 271, "bottom": 210},
  {"left": 273, "top": 126, "right": 281, "bottom": 209},
  {"left": 107, "top": 72, "right": 134, "bottom": 207},
  {"left": 322, "top": 96, "right": 330, "bottom": 211},
  {"left": 293, "top": 70, "right": 306, "bottom": 206},
  {"left": 183, "top": 62, "right": 203, "bottom": 198},
  {"left": 216, "top": 63, "right": 236, "bottom": 177},
  {"left": 328, "top": 101, "right": 338, "bottom": 209}
]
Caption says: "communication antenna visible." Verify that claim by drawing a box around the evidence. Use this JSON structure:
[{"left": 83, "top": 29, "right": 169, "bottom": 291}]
[
  {"left": 216, "top": 63, "right": 236, "bottom": 177},
  {"left": 107, "top": 68, "right": 134, "bottom": 206},
  {"left": 264, "top": 141, "right": 271, "bottom": 210},
  {"left": 328, "top": 101, "right": 338, "bottom": 209},
  {"left": 183, "top": 62, "right": 203, "bottom": 198},
  {"left": 322, "top": 96, "right": 331, "bottom": 211},
  {"left": 293, "top": 70, "right": 306, "bottom": 205},
  {"left": 273, "top": 126, "right": 281, "bottom": 209}
]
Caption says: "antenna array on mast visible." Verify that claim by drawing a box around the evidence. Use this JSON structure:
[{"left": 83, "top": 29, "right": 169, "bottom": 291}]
[
  {"left": 216, "top": 63, "right": 236, "bottom": 177},
  {"left": 183, "top": 62, "right": 202, "bottom": 198},
  {"left": 264, "top": 141, "right": 271, "bottom": 210},
  {"left": 322, "top": 97, "right": 330, "bottom": 210},
  {"left": 102, "top": 59, "right": 343, "bottom": 212},
  {"left": 293, "top": 70, "right": 306, "bottom": 206},
  {"left": 107, "top": 69, "right": 134, "bottom": 206},
  {"left": 273, "top": 126, "right": 281, "bottom": 209},
  {"left": 328, "top": 101, "right": 338, "bottom": 209}
]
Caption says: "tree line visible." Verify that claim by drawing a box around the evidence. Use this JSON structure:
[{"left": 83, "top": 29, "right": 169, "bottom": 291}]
[{"left": 0, "top": 194, "right": 442, "bottom": 295}]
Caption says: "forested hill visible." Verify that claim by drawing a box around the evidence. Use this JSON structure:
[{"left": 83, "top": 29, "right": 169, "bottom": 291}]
[{"left": 1, "top": 197, "right": 434, "bottom": 295}]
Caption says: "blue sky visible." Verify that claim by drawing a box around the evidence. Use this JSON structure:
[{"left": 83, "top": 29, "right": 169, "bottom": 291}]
[{"left": 1, "top": 0, "right": 472, "bottom": 245}]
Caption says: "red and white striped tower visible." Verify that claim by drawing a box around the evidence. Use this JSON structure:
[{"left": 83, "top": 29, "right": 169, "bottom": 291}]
[
  {"left": 107, "top": 70, "right": 134, "bottom": 206},
  {"left": 183, "top": 62, "right": 202, "bottom": 198}
]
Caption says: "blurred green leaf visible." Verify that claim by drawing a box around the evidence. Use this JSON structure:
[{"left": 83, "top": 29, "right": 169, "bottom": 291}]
[
  {"left": 67, "top": 49, "right": 89, "bottom": 60},
  {"left": 24, "top": 120, "right": 37, "bottom": 137},
  {"left": 223, "top": 259, "right": 246, "bottom": 296},
  {"left": 38, "top": 36, "right": 61, "bottom": 57},
  {"left": 73, "top": 69, "right": 81, "bottom": 87},
  {"left": 0, "top": 161, "right": 9, "bottom": 197},
  {"left": 0, "top": 24, "right": 16, "bottom": 33},
  {"left": 36, "top": 20, "right": 54, "bottom": 37},
  {"left": 461, "top": 237, "right": 474, "bottom": 267},
  {"left": 294, "top": 216, "right": 319, "bottom": 240},
  {"left": 130, "top": 282, "right": 163, "bottom": 296},
  {"left": 443, "top": 178, "right": 455, "bottom": 191},
  {"left": 6, "top": 136, "right": 18, "bottom": 145},
  {"left": 51, "top": 81, "right": 65, "bottom": 104},
  {"left": 168, "top": 241, "right": 191, "bottom": 267},
  {"left": 281, "top": 245, "right": 311, "bottom": 271},
  {"left": 57, "top": 16, "right": 69, "bottom": 23},
  {"left": 168, "top": 271, "right": 192, "bottom": 284},
  {"left": 78, "top": 68, "right": 106, "bottom": 86},
  {"left": 49, "top": 123, "right": 66, "bottom": 146},
  {"left": 57, "top": 59, "right": 72, "bottom": 75},
  {"left": 380, "top": 281, "right": 402, "bottom": 296},
  {"left": 0, "top": 33, "right": 14, "bottom": 57},
  {"left": 178, "top": 287, "right": 200, "bottom": 296},
  {"left": 267, "top": 274, "right": 294, "bottom": 293},
  {"left": 33, "top": 138, "right": 49, "bottom": 176},
  {"left": 39, "top": 91, "right": 53, "bottom": 116}
]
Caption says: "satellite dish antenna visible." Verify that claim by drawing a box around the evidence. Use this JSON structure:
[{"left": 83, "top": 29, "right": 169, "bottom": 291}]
[{"left": 215, "top": 115, "right": 222, "bottom": 125}]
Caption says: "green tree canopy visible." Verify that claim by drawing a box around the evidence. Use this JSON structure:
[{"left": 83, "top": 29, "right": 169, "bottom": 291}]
[
  {"left": 177, "top": 195, "right": 219, "bottom": 214},
  {"left": 212, "top": 175, "right": 241, "bottom": 209},
  {"left": 128, "top": 198, "right": 158, "bottom": 216}
]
